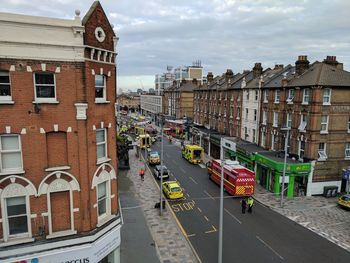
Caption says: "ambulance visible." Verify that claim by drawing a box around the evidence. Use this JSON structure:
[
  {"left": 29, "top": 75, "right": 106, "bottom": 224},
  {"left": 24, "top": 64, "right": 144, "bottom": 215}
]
[
  {"left": 207, "top": 159, "right": 255, "bottom": 196},
  {"left": 181, "top": 144, "right": 203, "bottom": 164}
]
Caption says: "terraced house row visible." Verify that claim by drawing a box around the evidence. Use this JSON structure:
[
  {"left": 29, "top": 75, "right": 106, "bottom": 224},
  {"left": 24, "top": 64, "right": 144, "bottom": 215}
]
[{"left": 192, "top": 55, "right": 350, "bottom": 198}]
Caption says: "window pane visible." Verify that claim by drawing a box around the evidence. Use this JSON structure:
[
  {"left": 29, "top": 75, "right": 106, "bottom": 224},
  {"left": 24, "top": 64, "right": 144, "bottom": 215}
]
[
  {"left": 36, "top": 85, "right": 55, "bottom": 98},
  {"left": 98, "top": 182, "right": 106, "bottom": 199},
  {"left": 7, "top": 196, "right": 26, "bottom": 215},
  {"left": 8, "top": 216, "right": 28, "bottom": 235},
  {"left": 0, "top": 84, "right": 11, "bottom": 96},
  {"left": 1, "top": 136, "right": 19, "bottom": 150},
  {"left": 96, "top": 130, "right": 105, "bottom": 143},
  {"left": 2, "top": 152, "right": 21, "bottom": 170},
  {"left": 0, "top": 74, "right": 10, "bottom": 83},
  {"left": 98, "top": 199, "right": 106, "bottom": 215},
  {"left": 35, "top": 73, "right": 54, "bottom": 85},
  {"left": 97, "top": 144, "right": 106, "bottom": 159},
  {"left": 95, "top": 87, "right": 104, "bottom": 98},
  {"left": 95, "top": 75, "right": 104, "bottom": 87}
]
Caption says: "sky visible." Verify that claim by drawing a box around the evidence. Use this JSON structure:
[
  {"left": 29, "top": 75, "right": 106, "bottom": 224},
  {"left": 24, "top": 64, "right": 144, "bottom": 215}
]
[{"left": 1, "top": 0, "right": 350, "bottom": 92}]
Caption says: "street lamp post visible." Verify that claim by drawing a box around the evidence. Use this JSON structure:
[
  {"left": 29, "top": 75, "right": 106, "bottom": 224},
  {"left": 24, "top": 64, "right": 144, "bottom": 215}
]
[
  {"left": 218, "top": 138, "right": 224, "bottom": 263},
  {"left": 160, "top": 114, "right": 164, "bottom": 216},
  {"left": 280, "top": 128, "right": 290, "bottom": 208}
]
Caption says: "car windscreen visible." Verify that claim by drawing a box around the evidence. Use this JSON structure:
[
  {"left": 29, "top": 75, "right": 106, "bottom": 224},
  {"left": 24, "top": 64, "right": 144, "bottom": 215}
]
[
  {"left": 170, "top": 187, "right": 181, "bottom": 192},
  {"left": 342, "top": 196, "right": 350, "bottom": 201},
  {"left": 193, "top": 150, "right": 202, "bottom": 159},
  {"left": 150, "top": 154, "right": 159, "bottom": 158}
]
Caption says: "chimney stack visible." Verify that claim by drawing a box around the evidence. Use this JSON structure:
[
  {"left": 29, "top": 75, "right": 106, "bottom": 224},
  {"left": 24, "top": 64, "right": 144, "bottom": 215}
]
[
  {"left": 192, "top": 78, "right": 198, "bottom": 85},
  {"left": 207, "top": 72, "right": 214, "bottom": 82},
  {"left": 295, "top": 55, "right": 310, "bottom": 75},
  {"left": 323, "top": 56, "right": 341, "bottom": 68},
  {"left": 274, "top": 64, "right": 284, "bottom": 70},
  {"left": 225, "top": 69, "right": 234, "bottom": 79},
  {"left": 253, "top": 63, "right": 263, "bottom": 78}
]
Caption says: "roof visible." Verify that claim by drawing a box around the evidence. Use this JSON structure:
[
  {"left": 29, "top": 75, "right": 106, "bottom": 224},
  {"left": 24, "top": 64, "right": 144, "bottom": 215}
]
[
  {"left": 244, "top": 67, "right": 282, "bottom": 89},
  {"left": 263, "top": 65, "right": 295, "bottom": 89},
  {"left": 178, "top": 82, "right": 196, "bottom": 92},
  {"left": 288, "top": 62, "right": 350, "bottom": 87},
  {"left": 258, "top": 151, "right": 305, "bottom": 165}
]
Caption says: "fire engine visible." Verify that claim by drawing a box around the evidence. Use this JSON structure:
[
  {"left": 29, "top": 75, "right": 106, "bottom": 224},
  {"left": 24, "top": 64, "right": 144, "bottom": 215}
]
[{"left": 207, "top": 159, "right": 255, "bottom": 196}]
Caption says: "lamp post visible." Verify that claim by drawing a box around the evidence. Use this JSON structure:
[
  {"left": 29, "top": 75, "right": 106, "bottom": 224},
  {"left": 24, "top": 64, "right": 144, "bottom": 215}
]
[
  {"left": 218, "top": 138, "right": 224, "bottom": 263},
  {"left": 280, "top": 127, "right": 290, "bottom": 208},
  {"left": 160, "top": 114, "right": 164, "bottom": 216}
]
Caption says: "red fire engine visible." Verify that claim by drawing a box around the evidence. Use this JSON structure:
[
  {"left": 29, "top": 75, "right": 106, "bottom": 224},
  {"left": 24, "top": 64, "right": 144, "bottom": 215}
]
[{"left": 207, "top": 159, "right": 255, "bottom": 196}]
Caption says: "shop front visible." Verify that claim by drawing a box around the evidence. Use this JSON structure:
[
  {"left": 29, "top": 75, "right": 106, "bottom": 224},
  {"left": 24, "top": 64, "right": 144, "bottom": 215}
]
[
  {"left": 210, "top": 134, "right": 226, "bottom": 159},
  {"left": 3, "top": 219, "right": 122, "bottom": 263},
  {"left": 255, "top": 153, "right": 311, "bottom": 198},
  {"left": 221, "top": 137, "right": 238, "bottom": 160},
  {"left": 191, "top": 126, "right": 219, "bottom": 156}
]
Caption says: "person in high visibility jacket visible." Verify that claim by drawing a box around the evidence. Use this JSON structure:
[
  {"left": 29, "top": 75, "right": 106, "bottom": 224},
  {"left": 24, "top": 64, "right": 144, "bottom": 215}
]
[{"left": 247, "top": 196, "right": 254, "bottom": 213}]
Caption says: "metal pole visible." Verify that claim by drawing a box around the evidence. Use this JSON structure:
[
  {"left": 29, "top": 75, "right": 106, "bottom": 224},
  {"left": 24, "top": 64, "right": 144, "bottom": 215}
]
[
  {"left": 218, "top": 138, "right": 224, "bottom": 263},
  {"left": 280, "top": 129, "right": 289, "bottom": 208},
  {"left": 160, "top": 114, "right": 164, "bottom": 216}
]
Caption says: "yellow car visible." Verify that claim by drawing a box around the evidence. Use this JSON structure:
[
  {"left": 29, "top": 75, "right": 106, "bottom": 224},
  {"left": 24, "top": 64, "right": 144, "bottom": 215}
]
[
  {"left": 148, "top": 151, "right": 160, "bottom": 165},
  {"left": 338, "top": 194, "right": 350, "bottom": 209},
  {"left": 162, "top": 181, "right": 184, "bottom": 199}
]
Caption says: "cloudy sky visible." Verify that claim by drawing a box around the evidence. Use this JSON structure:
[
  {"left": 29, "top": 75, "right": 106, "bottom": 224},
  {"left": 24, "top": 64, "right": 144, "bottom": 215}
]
[{"left": 1, "top": 0, "right": 350, "bottom": 91}]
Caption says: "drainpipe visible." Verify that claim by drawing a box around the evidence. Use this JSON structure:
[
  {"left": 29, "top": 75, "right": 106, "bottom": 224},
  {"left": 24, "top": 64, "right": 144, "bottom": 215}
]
[{"left": 306, "top": 160, "right": 316, "bottom": 196}]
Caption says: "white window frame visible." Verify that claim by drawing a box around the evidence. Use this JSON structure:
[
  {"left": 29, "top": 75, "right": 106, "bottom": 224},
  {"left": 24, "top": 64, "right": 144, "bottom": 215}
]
[
  {"left": 298, "top": 140, "right": 305, "bottom": 160},
  {"left": 287, "top": 89, "right": 294, "bottom": 104},
  {"left": 348, "top": 117, "right": 350, "bottom": 133},
  {"left": 320, "top": 115, "right": 329, "bottom": 134},
  {"left": 246, "top": 90, "right": 249, "bottom": 100},
  {"left": 262, "top": 110, "right": 267, "bottom": 125},
  {"left": 245, "top": 108, "right": 248, "bottom": 119},
  {"left": 345, "top": 143, "right": 350, "bottom": 159},
  {"left": 271, "top": 134, "right": 276, "bottom": 150},
  {"left": 5, "top": 196, "right": 30, "bottom": 239},
  {"left": 0, "top": 134, "right": 23, "bottom": 174},
  {"left": 96, "top": 128, "right": 108, "bottom": 163},
  {"left": 97, "top": 181, "right": 109, "bottom": 219},
  {"left": 0, "top": 71, "right": 12, "bottom": 102},
  {"left": 322, "top": 88, "right": 331, "bottom": 105},
  {"left": 255, "top": 90, "right": 258, "bottom": 101},
  {"left": 299, "top": 114, "right": 307, "bottom": 132},
  {"left": 34, "top": 72, "right": 57, "bottom": 103},
  {"left": 252, "top": 129, "right": 256, "bottom": 143},
  {"left": 261, "top": 132, "right": 266, "bottom": 147},
  {"left": 318, "top": 143, "right": 327, "bottom": 161},
  {"left": 274, "top": 90, "right": 280, "bottom": 103},
  {"left": 95, "top": 74, "right": 108, "bottom": 103},
  {"left": 244, "top": 127, "right": 248, "bottom": 140},
  {"left": 263, "top": 90, "right": 268, "bottom": 103},
  {"left": 254, "top": 109, "right": 257, "bottom": 121},
  {"left": 302, "top": 88, "right": 310, "bottom": 105},
  {"left": 273, "top": 112, "right": 278, "bottom": 127},
  {"left": 286, "top": 113, "right": 292, "bottom": 128}
]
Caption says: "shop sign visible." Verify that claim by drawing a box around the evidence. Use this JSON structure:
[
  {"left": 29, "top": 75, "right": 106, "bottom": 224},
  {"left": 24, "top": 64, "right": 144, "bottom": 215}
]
[
  {"left": 21, "top": 226, "right": 121, "bottom": 263},
  {"left": 279, "top": 176, "right": 289, "bottom": 183}
]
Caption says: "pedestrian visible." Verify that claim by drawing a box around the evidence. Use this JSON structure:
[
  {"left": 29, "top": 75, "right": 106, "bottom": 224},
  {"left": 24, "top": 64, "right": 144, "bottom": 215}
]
[
  {"left": 139, "top": 168, "right": 145, "bottom": 181},
  {"left": 247, "top": 196, "right": 254, "bottom": 214},
  {"left": 241, "top": 198, "right": 247, "bottom": 214}
]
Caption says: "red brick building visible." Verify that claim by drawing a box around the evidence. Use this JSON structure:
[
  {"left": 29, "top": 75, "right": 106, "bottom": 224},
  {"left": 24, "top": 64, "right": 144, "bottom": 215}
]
[{"left": 0, "top": 2, "right": 120, "bottom": 262}]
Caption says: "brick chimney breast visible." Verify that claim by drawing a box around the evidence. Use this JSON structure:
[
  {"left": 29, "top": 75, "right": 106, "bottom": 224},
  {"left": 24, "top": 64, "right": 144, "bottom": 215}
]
[
  {"left": 323, "top": 55, "right": 339, "bottom": 68},
  {"left": 253, "top": 63, "right": 263, "bottom": 78},
  {"left": 295, "top": 55, "right": 310, "bottom": 75},
  {"left": 207, "top": 72, "right": 213, "bottom": 81}
]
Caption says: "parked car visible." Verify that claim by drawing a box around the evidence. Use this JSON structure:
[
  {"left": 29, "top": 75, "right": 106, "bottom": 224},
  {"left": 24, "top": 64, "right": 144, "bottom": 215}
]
[
  {"left": 338, "top": 194, "right": 350, "bottom": 209},
  {"left": 148, "top": 151, "right": 160, "bottom": 165},
  {"left": 162, "top": 181, "right": 184, "bottom": 199},
  {"left": 154, "top": 165, "right": 169, "bottom": 180}
]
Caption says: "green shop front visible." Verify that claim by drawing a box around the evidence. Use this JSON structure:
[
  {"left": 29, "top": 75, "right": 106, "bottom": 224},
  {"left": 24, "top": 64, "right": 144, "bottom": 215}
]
[
  {"left": 254, "top": 153, "right": 311, "bottom": 198},
  {"left": 235, "top": 142, "right": 266, "bottom": 170}
]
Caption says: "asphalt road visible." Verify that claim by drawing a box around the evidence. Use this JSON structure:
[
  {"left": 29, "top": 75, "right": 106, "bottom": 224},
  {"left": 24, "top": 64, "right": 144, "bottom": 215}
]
[{"left": 147, "top": 139, "right": 350, "bottom": 263}]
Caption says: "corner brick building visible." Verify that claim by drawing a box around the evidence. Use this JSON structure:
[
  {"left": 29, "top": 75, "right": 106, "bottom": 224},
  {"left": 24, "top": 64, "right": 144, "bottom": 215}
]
[{"left": 0, "top": 2, "right": 121, "bottom": 262}]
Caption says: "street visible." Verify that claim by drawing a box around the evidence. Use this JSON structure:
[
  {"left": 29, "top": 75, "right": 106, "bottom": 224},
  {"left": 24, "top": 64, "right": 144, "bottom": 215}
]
[{"left": 148, "top": 138, "right": 350, "bottom": 263}]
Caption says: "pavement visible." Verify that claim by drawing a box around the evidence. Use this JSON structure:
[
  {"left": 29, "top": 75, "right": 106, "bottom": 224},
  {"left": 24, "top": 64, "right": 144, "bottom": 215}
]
[
  {"left": 119, "top": 146, "right": 200, "bottom": 263},
  {"left": 202, "top": 153, "right": 350, "bottom": 253}
]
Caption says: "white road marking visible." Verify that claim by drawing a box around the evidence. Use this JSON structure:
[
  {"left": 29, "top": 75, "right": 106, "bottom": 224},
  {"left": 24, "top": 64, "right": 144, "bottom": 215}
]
[
  {"left": 165, "top": 153, "right": 170, "bottom": 158},
  {"left": 180, "top": 167, "right": 186, "bottom": 173},
  {"left": 204, "top": 190, "right": 215, "bottom": 200},
  {"left": 189, "top": 176, "right": 198, "bottom": 184},
  {"left": 204, "top": 216, "right": 209, "bottom": 222},
  {"left": 198, "top": 163, "right": 206, "bottom": 168},
  {"left": 256, "top": 235, "right": 284, "bottom": 260},
  {"left": 197, "top": 207, "right": 202, "bottom": 213},
  {"left": 224, "top": 208, "right": 242, "bottom": 224}
]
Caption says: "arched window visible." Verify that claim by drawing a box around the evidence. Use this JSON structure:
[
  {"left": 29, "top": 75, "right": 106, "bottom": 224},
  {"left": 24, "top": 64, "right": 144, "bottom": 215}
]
[
  {"left": 0, "top": 175, "right": 37, "bottom": 243},
  {"left": 92, "top": 163, "right": 116, "bottom": 226}
]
